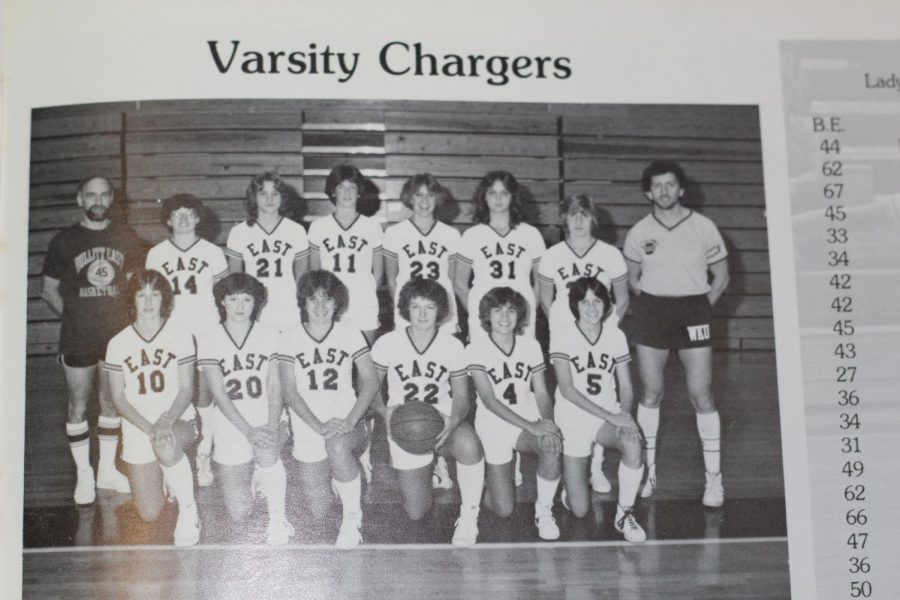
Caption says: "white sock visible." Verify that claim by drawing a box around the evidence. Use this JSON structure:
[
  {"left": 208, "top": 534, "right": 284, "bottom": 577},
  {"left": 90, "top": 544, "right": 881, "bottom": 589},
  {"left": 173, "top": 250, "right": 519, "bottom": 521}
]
[
  {"left": 196, "top": 404, "right": 215, "bottom": 457},
  {"left": 160, "top": 455, "right": 195, "bottom": 507},
  {"left": 332, "top": 475, "right": 362, "bottom": 518},
  {"left": 696, "top": 411, "right": 721, "bottom": 474},
  {"left": 535, "top": 474, "right": 560, "bottom": 509},
  {"left": 637, "top": 404, "right": 660, "bottom": 467},
  {"left": 456, "top": 458, "right": 485, "bottom": 511},
  {"left": 97, "top": 415, "right": 121, "bottom": 474},
  {"left": 256, "top": 460, "right": 288, "bottom": 518},
  {"left": 67, "top": 421, "right": 91, "bottom": 472},
  {"left": 618, "top": 462, "right": 644, "bottom": 509}
]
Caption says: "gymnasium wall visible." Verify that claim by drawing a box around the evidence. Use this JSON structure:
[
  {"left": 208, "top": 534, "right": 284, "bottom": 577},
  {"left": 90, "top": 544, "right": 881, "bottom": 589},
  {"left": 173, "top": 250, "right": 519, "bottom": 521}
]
[{"left": 26, "top": 100, "right": 770, "bottom": 355}]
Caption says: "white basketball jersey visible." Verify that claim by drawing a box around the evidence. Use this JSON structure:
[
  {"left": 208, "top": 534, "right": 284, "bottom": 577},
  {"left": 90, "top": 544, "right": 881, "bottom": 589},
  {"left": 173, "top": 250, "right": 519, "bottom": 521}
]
[
  {"left": 226, "top": 218, "right": 309, "bottom": 327},
  {"left": 146, "top": 238, "right": 228, "bottom": 334},
  {"left": 549, "top": 322, "right": 630, "bottom": 411},
  {"left": 371, "top": 328, "right": 467, "bottom": 416},
  {"left": 277, "top": 321, "right": 369, "bottom": 421},
  {"left": 467, "top": 335, "right": 545, "bottom": 421}
]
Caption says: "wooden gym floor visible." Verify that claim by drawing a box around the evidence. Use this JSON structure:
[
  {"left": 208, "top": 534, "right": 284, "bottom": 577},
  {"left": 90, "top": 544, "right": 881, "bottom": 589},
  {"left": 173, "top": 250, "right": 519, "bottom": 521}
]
[{"left": 21, "top": 351, "right": 789, "bottom": 598}]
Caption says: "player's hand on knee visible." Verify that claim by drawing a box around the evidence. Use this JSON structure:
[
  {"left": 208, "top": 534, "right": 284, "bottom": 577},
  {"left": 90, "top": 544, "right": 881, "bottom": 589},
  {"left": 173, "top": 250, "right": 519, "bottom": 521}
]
[
  {"left": 250, "top": 426, "right": 277, "bottom": 452},
  {"left": 530, "top": 418, "right": 561, "bottom": 440},
  {"left": 152, "top": 427, "right": 176, "bottom": 454},
  {"left": 433, "top": 413, "right": 457, "bottom": 450},
  {"left": 539, "top": 432, "right": 563, "bottom": 456}
]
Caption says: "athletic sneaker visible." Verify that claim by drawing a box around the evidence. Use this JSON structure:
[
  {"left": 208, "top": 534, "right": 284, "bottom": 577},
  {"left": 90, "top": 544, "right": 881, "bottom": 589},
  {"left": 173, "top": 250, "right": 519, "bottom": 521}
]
[
  {"left": 639, "top": 464, "right": 656, "bottom": 498},
  {"left": 452, "top": 506, "right": 479, "bottom": 547},
  {"left": 432, "top": 456, "right": 453, "bottom": 490},
  {"left": 266, "top": 515, "right": 294, "bottom": 546},
  {"left": 73, "top": 468, "right": 96, "bottom": 505},
  {"left": 614, "top": 508, "right": 647, "bottom": 543},
  {"left": 96, "top": 467, "right": 131, "bottom": 494},
  {"left": 534, "top": 503, "right": 560, "bottom": 540},
  {"left": 174, "top": 502, "right": 201, "bottom": 546},
  {"left": 513, "top": 451, "right": 523, "bottom": 488},
  {"left": 196, "top": 453, "right": 214, "bottom": 487},
  {"left": 702, "top": 472, "right": 724, "bottom": 508},
  {"left": 335, "top": 512, "right": 363, "bottom": 549}
]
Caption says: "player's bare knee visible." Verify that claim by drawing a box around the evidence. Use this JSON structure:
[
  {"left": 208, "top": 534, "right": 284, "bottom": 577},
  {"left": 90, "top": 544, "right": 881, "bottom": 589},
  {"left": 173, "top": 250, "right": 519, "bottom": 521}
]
[
  {"left": 325, "top": 435, "right": 354, "bottom": 460},
  {"left": 253, "top": 443, "right": 278, "bottom": 469},
  {"left": 690, "top": 394, "right": 716, "bottom": 413},
  {"left": 404, "top": 495, "right": 432, "bottom": 521},
  {"left": 153, "top": 444, "right": 183, "bottom": 468},
  {"left": 569, "top": 497, "right": 590, "bottom": 519},
  {"left": 490, "top": 498, "right": 515, "bottom": 519}
]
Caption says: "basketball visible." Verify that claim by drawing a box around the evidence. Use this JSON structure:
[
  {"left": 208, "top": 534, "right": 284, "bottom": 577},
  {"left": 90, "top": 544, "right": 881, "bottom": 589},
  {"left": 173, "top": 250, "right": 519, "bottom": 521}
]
[{"left": 389, "top": 402, "right": 445, "bottom": 455}]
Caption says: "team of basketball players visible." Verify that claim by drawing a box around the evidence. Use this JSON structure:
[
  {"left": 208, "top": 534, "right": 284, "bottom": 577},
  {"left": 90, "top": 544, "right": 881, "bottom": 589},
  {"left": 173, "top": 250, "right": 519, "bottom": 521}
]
[{"left": 41, "top": 161, "right": 729, "bottom": 549}]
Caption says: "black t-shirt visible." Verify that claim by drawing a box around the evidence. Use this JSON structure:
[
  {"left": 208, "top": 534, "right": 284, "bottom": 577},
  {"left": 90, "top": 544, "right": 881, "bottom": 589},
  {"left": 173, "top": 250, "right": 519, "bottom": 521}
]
[{"left": 42, "top": 222, "right": 147, "bottom": 354}]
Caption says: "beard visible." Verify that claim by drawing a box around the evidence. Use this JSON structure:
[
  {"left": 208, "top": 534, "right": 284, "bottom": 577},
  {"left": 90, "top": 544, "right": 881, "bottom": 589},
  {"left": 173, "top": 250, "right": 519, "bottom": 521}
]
[{"left": 84, "top": 204, "right": 110, "bottom": 221}]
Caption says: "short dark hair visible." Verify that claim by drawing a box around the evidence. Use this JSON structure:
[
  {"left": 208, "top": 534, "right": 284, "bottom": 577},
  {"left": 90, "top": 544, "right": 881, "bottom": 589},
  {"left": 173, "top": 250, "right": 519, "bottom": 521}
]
[
  {"left": 296, "top": 270, "right": 350, "bottom": 323},
  {"left": 160, "top": 194, "right": 204, "bottom": 230},
  {"left": 567, "top": 276, "right": 612, "bottom": 321},
  {"left": 213, "top": 273, "right": 268, "bottom": 323},
  {"left": 324, "top": 164, "right": 367, "bottom": 205},
  {"left": 641, "top": 160, "right": 686, "bottom": 192},
  {"left": 472, "top": 170, "right": 527, "bottom": 227},
  {"left": 76, "top": 175, "right": 114, "bottom": 198},
  {"left": 245, "top": 172, "right": 292, "bottom": 225},
  {"left": 397, "top": 278, "right": 451, "bottom": 325},
  {"left": 478, "top": 287, "right": 529, "bottom": 335},
  {"left": 357, "top": 177, "right": 382, "bottom": 217},
  {"left": 560, "top": 194, "right": 601, "bottom": 239},
  {"left": 125, "top": 268, "right": 175, "bottom": 321}
]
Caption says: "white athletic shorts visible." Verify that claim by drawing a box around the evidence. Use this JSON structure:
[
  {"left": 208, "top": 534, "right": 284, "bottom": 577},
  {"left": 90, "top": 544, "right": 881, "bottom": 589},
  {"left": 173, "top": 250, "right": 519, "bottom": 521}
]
[
  {"left": 213, "top": 404, "right": 268, "bottom": 466},
  {"left": 474, "top": 407, "right": 537, "bottom": 465},
  {"left": 556, "top": 399, "right": 621, "bottom": 458}
]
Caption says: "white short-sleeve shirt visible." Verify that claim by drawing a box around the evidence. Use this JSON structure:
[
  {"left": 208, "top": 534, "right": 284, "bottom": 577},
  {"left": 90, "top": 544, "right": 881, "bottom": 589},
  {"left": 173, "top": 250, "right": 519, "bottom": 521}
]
[
  {"left": 225, "top": 218, "right": 309, "bottom": 327},
  {"left": 371, "top": 328, "right": 467, "bottom": 416},
  {"left": 383, "top": 219, "right": 459, "bottom": 324},
  {"left": 467, "top": 335, "right": 545, "bottom": 423},
  {"left": 276, "top": 321, "right": 369, "bottom": 421},
  {"left": 538, "top": 239, "right": 627, "bottom": 330},
  {"left": 104, "top": 320, "right": 197, "bottom": 422},
  {"left": 550, "top": 322, "right": 630, "bottom": 412},
  {"left": 457, "top": 223, "right": 545, "bottom": 338},
  {"left": 308, "top": 214, "right": 383, "bottom": 329},
  {"left": 146, "top": 238, "right": 229, "bottom": 334},
  {"left": 195, "top": 322, "right": 279, "bottom": 426},
  {"left": 623, "top": 211, "right": 727, "bottom": 297}
]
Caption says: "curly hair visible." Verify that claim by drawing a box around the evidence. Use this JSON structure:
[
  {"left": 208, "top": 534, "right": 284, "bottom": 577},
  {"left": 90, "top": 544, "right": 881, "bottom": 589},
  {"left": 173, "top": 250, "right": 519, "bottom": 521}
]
[
  {"left": 296, "top": 269, "right": 350, "bottom": 323},
  {"left": 125, "top": 269, "right": 175, "bottom": 321},
  {"left": 213, "top": 273, "right": 268, "bottom": 323},
  {"left": 641, "top": 160, "right": 686, "bottom": 192},
  {"left": 397, "top": 278, "right": 451, "bottom": 325},
  {"left": 245, "top": 172, "right": 292, "bottom": 225},
  {"left": 472, "top": 170, "right": 527, "bottom": 227},
  {"left": 478, "top": 286, "right": 529, "bottom": 335},
  {"left": 324, "top": 164, "right": 367, "bottom": 205},
  {"left": 160, "top": 193, "right": 204, "bottom": 230},
  {"left": 567, "top": 276, "right": 612, "bottom": 321}
]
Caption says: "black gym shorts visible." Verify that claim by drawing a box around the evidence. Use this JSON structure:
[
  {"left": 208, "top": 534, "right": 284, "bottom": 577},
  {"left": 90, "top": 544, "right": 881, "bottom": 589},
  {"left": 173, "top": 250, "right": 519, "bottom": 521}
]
[{"left": 631, "top": 293, "right": 713, "bottom": 350}]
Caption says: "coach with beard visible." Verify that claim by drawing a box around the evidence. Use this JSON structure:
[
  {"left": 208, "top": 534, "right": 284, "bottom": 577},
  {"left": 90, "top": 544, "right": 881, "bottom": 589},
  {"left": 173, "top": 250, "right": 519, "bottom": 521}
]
[{"left": 41, "top": 175, "right": 147, "bottom": 505}]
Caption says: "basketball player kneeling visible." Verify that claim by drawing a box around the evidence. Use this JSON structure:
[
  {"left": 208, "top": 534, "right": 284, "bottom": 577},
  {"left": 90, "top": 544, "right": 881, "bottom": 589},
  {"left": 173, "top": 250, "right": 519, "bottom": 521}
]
[
  {"left": 196, "top": 273, "right": 293, "bottom": 546},
  {"left": 371, "top": 278, "right": 485, "bottom": 547},
  {"left": 279, "top": 270, "right": 378, "bottom": 549},
  {"left": 104, "top": 269, "right": 200, "bottom": 546},
  {"left": 551, "top": 277, "right": 646, "bottom": 543},
  {"left": 468, "top": 287, "right": 563, "bottom": 540}
]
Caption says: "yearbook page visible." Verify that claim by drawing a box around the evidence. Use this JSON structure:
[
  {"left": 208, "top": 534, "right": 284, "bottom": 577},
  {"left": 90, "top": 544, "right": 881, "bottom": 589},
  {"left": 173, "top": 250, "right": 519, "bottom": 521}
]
[{"left": 2, "top": 2, "right": 899, "bottom": 598}]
